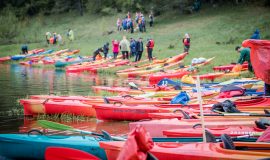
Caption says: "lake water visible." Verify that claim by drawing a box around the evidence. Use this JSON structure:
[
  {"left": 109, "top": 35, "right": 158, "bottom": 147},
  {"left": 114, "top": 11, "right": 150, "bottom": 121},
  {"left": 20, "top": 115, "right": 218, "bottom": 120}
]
[{"left": 0, "top": 64, "right": 144, "bottom": 135}]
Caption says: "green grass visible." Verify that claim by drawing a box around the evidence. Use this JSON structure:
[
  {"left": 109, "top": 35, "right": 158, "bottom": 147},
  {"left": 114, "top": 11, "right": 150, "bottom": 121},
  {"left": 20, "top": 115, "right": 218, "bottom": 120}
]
[{"left": 0, "top": 5, "right": 269, "bottom": 75}]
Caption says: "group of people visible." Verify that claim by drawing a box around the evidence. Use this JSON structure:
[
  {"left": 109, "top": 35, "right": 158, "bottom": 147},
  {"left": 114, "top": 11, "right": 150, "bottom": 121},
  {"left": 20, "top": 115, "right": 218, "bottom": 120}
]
[
  {"left": 116, "top": 11, "right": 154, "bottom": 33},
  {"left": 45, "top": 29, "right": 74, "bottom": 45},
  {"left": 93, "top": 36, "right": 154, "bottom": 62}
]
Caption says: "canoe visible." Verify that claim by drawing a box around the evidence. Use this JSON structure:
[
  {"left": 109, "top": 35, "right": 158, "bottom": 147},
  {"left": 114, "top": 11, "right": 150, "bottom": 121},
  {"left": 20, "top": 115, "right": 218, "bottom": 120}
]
[
  {"left": 0, "top": 134, "right": 107, "bottom": 160},
  {"left": 93, "top": 104, "right": 170, "bottom": 121},
  {"left": 213, "top": 63, "right": 248, "bottom": 72},
  {"left": 100, "top": 141, "right": 270, "bottom": 160},
  {"left": 20, "top": 99, "right": 97, "bottom": 117},
  {"left": 163, "top": 126, "right": 265, "bottom": 137},
  {"left": 129, "top": 118, "right": 260, "bottom": 137}
]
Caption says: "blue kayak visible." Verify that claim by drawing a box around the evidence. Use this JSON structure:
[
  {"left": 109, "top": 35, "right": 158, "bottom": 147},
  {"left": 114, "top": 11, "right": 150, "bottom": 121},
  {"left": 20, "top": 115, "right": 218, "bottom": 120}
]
[
  {"left": 10, "top": 55, "right": 26, "bottom": 60},
  {"left": 0, "top": 134, "right": 107, "bottom": 160}
]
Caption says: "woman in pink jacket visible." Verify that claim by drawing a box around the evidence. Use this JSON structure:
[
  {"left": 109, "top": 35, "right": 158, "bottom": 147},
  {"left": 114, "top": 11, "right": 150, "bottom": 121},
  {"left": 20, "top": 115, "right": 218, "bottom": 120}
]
[{"left": 112, "top": 40, "right": 120, "bottom": 59}]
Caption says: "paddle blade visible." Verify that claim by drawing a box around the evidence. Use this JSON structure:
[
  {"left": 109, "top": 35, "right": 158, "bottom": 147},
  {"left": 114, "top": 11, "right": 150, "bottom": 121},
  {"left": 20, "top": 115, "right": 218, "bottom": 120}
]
[
  {"left": 38, "top": 120, "right": 73, "bottom": 131},
  {"left": 45, "top": 147, "right": 100, "bottom": 160}
]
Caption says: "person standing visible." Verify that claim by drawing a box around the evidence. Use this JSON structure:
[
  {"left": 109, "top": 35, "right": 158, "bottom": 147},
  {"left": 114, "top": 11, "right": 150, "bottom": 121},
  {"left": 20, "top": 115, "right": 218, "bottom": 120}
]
[
  {"left": 183, "top": 33, "right": 190, "bottom": 53},
  {"left": 130, "top": 38, "right": 137, "bottom": 58},
  {"left": 120, "top": 36, "right": 130, "bottom": 59},
  {"left": 149, "top": 12, "right": 154, "bottom": 27},
  {"left": 45, "top": 32, "right": 51, "bottom": 44},
  {"left": 235, "top": 46, "right": 253, "bottom": 72},
  {"left": 67, "top": 29, "right": 74, "bottom": 41},
  {"left": 103, "top": 42, "right": 109, "bottom": 59},
  {"left": 117, "top": 18, "right": 122, "bottom": 31},
  {"left": 112, "top": 40, "right": 119, "bottom": 59},
  {"left": 135, "top": 38, "right": 143, "bottom": 62},
  {"left": 146, "top": 38, "right": 154, "bottom": 62},
  {"left": 57, "top": 34, "right": 63, "bottom": 46}
]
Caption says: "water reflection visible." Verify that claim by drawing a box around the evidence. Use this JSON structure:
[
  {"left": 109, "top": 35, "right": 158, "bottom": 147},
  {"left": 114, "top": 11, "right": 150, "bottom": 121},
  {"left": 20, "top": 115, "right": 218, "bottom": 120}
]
[{"left": 0, "top": 64, "right": 147, "bottom": 135}]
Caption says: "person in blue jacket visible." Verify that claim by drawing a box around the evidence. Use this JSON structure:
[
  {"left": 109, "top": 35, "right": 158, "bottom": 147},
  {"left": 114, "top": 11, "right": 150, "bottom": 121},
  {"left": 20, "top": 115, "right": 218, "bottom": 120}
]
[
  {"left": 130, "top": 38, "right": 137, "bottom": 58},
  {"left": 250, "top": 29, "right": 260, "bottom": 40}
]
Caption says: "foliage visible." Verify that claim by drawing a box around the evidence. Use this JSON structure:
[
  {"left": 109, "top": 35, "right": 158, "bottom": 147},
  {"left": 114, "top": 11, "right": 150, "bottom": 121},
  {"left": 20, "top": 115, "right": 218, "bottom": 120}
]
[{"left": 0, "top": 8, "right": 20, "bottom": 44}]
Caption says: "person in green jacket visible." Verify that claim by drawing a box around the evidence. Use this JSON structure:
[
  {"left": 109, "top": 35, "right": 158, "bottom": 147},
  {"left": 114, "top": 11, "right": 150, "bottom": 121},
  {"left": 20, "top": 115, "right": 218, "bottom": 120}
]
[
  {"left": 67, "top": 29, "right": 74, "bottom": 41},
  {"left": 235, "top": 46, "right": 253, "bottom": 72}
]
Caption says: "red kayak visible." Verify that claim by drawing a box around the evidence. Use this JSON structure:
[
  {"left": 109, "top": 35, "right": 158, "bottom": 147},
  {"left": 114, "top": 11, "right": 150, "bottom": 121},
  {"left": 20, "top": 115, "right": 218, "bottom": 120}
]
[
  {"left": 213, "top": 63, "right": 248, "bottom": 72},
  {"left": 45, "top": 147, "right": 100, "bottom": 160},
  {"left": 148, "top": 70, "right": 191, "bottom": 85},
  {"left": 20, "top": 99, "right": 96, "bottom": 117},
  {"left": 163, "top": 126, "right": 265, "bottom": 137},
  {"left": 93, "top": 104, "right": 170, "bottom": 121},
  {"left": 129, "top": 118, "right": 258, "bottom": 137},
  {"left": 0, "top": 56, "right": 11, "bottom": 63},
  {"left": 100, "top": 140, "right": 270, "bottom": 160}
]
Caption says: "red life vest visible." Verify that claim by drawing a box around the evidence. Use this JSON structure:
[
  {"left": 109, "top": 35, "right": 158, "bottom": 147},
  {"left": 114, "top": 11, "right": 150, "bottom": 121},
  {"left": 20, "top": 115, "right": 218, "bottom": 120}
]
[
  {"left": 183, "top": 38, "right": 190, "bottom": 46},
  {"left": 149, "top": 40, "right": 154, "bottom": 48}
]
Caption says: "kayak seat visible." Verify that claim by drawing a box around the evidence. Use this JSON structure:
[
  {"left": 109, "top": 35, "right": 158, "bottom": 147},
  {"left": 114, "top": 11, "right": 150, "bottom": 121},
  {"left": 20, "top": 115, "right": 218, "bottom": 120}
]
[
  {"left": 255, "top": 118, "right": 270, "bottom": 130},
  {"left": 173, "top": 109, "right": 191, "bottom": 119},
  {"left": 221, "top": 134, "right": 235, "bottom": 150},
  {"left": 28, "top": 129, "right": 44, "bottom": 136},
  {"left": 205, "top": 130, "right": 217, "bottom": 143}
]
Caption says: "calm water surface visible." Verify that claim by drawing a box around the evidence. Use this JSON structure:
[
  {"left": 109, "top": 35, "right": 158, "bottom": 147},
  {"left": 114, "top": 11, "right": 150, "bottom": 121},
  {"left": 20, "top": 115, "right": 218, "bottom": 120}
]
[{"left": 0, "top": 64, "right": 145, "bottom": 135}]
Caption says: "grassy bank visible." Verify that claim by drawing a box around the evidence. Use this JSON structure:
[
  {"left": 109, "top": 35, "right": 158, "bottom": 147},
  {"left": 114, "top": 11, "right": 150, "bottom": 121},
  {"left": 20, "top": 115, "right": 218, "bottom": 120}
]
[{"left": 0, "top": 5, "right": 269, "bottom": 74}]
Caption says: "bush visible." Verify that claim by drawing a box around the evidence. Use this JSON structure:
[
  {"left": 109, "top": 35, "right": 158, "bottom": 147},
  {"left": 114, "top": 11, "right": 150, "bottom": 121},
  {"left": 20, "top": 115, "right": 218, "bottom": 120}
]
[{"left": 0, "top": 8, "right": 20, "bottom": 44}]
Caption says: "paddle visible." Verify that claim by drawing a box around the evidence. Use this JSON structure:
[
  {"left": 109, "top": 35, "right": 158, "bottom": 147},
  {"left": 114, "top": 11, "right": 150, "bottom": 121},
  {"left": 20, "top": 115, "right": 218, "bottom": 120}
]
[
  {"left": 45, "top": 147, "right": 100, "bottom": 160},
  {"left": 38, "top": 120, "right": 125, "bottom": 141},
  {"left": 128, "top": 82, "right": 145, "bottom": 93}
]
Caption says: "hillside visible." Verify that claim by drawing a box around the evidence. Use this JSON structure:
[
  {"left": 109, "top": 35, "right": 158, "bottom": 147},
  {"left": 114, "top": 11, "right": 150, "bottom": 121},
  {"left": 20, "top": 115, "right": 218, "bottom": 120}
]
[{"left": 0, "top": 5, "right": 269, "bottom": 73}]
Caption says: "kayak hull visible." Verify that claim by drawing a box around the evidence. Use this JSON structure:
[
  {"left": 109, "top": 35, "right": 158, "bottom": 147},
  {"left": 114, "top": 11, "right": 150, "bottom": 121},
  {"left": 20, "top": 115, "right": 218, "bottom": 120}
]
[
  {"left": 0, "top": 134, "right": 107, "bottom": 160},
  {"left": 100, "top": 141, "right": 270, "bottom": 160}
]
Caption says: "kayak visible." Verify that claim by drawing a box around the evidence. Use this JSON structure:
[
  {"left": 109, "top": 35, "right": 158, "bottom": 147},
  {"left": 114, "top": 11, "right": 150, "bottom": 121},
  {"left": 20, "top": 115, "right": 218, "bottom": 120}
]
[
  {"left": 100, "top": 141, "right": 270, "bottom": 160},
  {"left": 0, "top": 56, "right": 11, "bottom": 63},
  {"left": 163, "top": 126, "right": 265, "bottom": 137},
  {"left": 129, "top": 118, "right": 259, "bottom": 137},
  {"left": 148, "top": 70, "right": 191, "bottom": 85},
  {"left": 20, "top": 99, "right": 97, "bottom": 116},
  {"left": 0, "top": 134, "right": 107, "bottom": 160},
  {"left": 213, "top": 63, "right": 248, "bottom": 72},
  {"left": 91, "top": 86, "right": 180, "bottom": 95},
  {"left": 87, "top": 60, "right": 130, "bottom": 74},
  {"left": 116, "top": 53, "right": 187, "bottom": 74},
  {"left": 93, "top": 104, "right": 170, "bottom": 121},
  {"left": 45, "top": 147, "right": 100, "bottom": 160},
  {"left": 117, "top": 60, "right": 183, "bottom": 78},
  {"left": 148, "top": 57, "right": 214, "bottom": 85}
]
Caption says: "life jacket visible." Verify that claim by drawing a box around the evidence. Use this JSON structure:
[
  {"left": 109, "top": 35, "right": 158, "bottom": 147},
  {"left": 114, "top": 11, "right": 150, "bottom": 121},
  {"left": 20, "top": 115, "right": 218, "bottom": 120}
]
[
  {"left": 183, "top": 38, "right": 190, "bottom": 46},
  {"left": 149, "top": 40, "right": 154, "bottom": 48}
]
